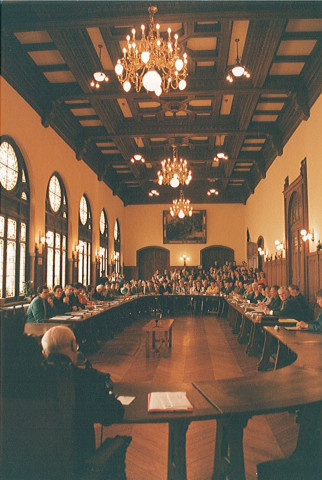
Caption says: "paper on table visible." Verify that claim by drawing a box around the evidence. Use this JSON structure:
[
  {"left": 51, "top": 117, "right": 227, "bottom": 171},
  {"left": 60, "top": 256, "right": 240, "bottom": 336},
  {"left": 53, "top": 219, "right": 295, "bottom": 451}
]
[
  {"left": 117, "top": 396, "right": 135, "bottom": 406},
  {"left": 278, "top": 318, "right": 297, "bottom": 323},
  {"left": 148, "top": 392, "right": 193, "bottom": 412}
]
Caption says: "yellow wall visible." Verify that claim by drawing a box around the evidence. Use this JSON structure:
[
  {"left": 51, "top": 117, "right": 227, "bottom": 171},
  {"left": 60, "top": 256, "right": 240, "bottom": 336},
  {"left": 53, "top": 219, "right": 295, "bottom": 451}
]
[
  {"left": 1, "top": 78, "right": 125, "bottom": 264},
  {"left": 124, "top": 204, "right": 246, "bottom": 266},
  {"left": 2, "top": 74, "right": 321, "bottom": 275},
  {"left": 245, "top": 95, "right": 322, "bottom": 256}
]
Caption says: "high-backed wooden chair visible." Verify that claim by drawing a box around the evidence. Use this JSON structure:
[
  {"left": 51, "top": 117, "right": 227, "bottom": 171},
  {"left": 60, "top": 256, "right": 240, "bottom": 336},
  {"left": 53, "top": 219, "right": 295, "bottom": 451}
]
[
  {"left": 257, "top": 403, "right": 322, "bottom": 480},
  {"left": 2, "top": 364, "right": 131, "bottom": 480}
]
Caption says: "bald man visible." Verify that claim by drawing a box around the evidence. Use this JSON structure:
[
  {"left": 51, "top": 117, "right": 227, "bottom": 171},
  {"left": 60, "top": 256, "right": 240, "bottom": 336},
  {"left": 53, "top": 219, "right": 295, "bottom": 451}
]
[{"left": 41, "top": 326, "right": 124, "bottom": 469}]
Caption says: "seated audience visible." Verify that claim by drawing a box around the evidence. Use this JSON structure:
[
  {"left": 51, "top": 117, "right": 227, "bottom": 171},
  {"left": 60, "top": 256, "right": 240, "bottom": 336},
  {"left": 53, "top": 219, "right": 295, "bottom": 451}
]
[
  {"left": 41, "top": 326, "right": 124, "bottom": 470},
  {"left": 206, "top": 281, "right": 220, "bottom": 295},
  {"left": 27, "top": 285, "right": 54, "bottom": 323}
]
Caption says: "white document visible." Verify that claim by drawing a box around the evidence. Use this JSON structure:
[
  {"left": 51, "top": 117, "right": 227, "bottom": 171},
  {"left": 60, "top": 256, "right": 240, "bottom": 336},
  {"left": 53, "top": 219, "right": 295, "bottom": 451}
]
[{"left": 148, "top": 392, "right": 193, "bottom": 412}]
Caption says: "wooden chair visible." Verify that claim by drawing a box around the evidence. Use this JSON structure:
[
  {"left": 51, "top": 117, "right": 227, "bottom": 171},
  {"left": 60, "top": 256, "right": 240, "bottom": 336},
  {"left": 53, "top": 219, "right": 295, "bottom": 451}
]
[
  {"left": 257, "top": 402, "right": 322, "bottom": 480},
  {"left": 2, "top": 364, "right": 131, "bottom": 480}
]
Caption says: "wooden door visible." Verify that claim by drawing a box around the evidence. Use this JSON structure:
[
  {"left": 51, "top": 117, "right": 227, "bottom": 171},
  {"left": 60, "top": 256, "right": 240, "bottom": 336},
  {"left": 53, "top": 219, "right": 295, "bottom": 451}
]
[
  {"left": 200, "top": 246, "right": 234, "bottom": 270},
  {"left": 137, "top": 247, "right": 170, "bottom": 280}
]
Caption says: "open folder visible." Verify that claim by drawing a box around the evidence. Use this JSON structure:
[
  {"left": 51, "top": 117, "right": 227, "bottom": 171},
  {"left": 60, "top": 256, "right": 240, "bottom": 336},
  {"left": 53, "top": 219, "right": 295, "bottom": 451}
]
[{"left": 148, "top": 392, "right": 193, "bottom": 412}]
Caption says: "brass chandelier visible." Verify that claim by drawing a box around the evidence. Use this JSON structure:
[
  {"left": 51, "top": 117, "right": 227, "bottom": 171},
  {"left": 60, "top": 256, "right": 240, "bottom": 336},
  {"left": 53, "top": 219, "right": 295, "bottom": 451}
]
[
  {"left": 114, "top": 6, "right": 188, "bottom": 96},
  {"left": 157, "top": 146, "right": 192, "bottom": 188},
  {"left": 170, "top": 190, "right": 193, "bottom": 219}
]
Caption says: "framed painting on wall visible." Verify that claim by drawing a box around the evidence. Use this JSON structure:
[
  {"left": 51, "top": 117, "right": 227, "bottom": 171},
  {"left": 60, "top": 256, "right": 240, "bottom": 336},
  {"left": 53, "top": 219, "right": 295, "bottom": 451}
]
[{"left": 163, "top": 210, "right": 207, "bottom": 244}]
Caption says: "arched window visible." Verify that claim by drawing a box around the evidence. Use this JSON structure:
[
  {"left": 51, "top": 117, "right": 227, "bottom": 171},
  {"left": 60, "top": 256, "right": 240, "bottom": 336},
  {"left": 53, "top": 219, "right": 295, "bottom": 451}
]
[
  {"left": 113, "top": 219, "right": 120, "bottom": 274},
  {"left": 78, "top": 194, "right": 92, "bottom": 285},
  {"left": 99, "top": 209, "right": 108, "bottom": 274},
  {"left": 0, "top": 137, "right": 30, "bottom": 299},
  {"left": 45, "top": 173, "right": 68, "bottom": 289}
]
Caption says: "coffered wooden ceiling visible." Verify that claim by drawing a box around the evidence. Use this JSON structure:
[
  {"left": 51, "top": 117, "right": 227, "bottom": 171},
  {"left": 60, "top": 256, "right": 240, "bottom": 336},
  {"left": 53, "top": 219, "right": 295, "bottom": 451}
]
[{"left": 2, "top": 1, "right": 322, "bottom": 205}]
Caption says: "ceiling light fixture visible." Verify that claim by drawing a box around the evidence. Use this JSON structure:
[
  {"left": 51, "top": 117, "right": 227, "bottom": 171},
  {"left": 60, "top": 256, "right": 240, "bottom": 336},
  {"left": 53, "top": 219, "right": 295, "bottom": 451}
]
[
  {"left": 157, "top": 145, "right": 192, "bottom": 188},
  {"left": 130, "top": 154, "right": 145, "bottom": 163},
  {"left": 226, "top": 38, "right": 250, "bottom": 83},
  {"left": 114, "top": 6, "right": 188, "bottom": 96},
  {"left": 148, "top": 189, "right": 160, "bottom": 197},
  {"left": 207, "top": 188, "right": 219, "bottom": 196},
  {"left": 90, "top": 44, "right": 109, "bottom": 88},
  {"left": 170, "top": 190, "right": 193, "bottom": 219},
  {"left": 213, "top": 135, "right": 229, "bottom": 162}
]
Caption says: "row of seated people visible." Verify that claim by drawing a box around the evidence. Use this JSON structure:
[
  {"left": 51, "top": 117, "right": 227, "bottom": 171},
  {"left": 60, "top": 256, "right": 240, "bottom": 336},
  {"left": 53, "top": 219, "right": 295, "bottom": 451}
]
[{"left": 232, "top": 282, "right": 322, "bottom": 331}]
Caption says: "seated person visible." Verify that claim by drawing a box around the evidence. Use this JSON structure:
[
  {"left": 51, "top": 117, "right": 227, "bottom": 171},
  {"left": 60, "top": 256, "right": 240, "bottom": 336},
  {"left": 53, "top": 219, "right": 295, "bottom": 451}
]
[
  {"left": 261, "top": 285, "right": 282, "bottom": 312},
  {"left": 85, "top": 284, "right": 95, "bottom": 302},
  {"left": 41, "top": 326, "right": 124, "bottom": 471},
  {"left": 78, "top": 286, "right": 95, "bottom": 308},
  {"left": 62, "top": 284, "right": 82, "bottom": 311},
  {"left": 27, "top": 285, "right": 54, "bottom": 323},
  {"left": 206, "top": 281, "right": 220, "bottom": 295},
  {"left": 297, "top": 289, "right": 322, "bottom": 332},
  {"left": 51, "top": 285, "right": 70, "bottom": 315},
  {"left": 266, "top": 286, "right": 304, "bottom": 321},
  {"left": 176, "top": 278, "right": 187, "bottom": 294},
  {"left": 92, "top": 284, "right": 105, "bottom": 301},
  {"left": 120, "top": 282, "right": 131, "bottom": 296},
  {"left": 72, "top": 283, "right": 86, "bottom": 310},
  {"left": 288, "top": 284, "right": 311, "bottom": 321}
]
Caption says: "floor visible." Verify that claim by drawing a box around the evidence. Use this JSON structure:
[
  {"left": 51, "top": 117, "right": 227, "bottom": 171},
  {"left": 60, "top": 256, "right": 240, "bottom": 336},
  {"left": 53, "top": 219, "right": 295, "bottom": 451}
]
[{"left": 88, "top": 311, "right": 298, "bottom": 480}]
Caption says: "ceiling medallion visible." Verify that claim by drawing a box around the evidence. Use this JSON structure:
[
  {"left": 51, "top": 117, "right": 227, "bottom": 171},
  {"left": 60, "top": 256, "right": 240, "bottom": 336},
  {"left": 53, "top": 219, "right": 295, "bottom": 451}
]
[
  {"left": 226, "top": 38, "right": 251, "bottom": 83},
  {"left": 114, "top": 6, "right": 188, "bottom": 96},
  {"left": 170, "top": 190, "right": 193, "bottom": 219},
  {"left": 90, "top": 45, "right": 109, "bottom": 88},
  {"left": 157, "top": 146, "right": 192, "bottom": 188},
  {"left": 130, "top": 154, "right": 145, "bottom": 163}
]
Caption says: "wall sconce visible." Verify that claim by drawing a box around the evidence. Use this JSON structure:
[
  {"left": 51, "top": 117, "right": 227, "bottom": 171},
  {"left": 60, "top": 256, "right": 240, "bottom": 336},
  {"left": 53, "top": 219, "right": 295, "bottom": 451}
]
[
  {"left": 300, "top": 228, "right": 314, "bottom": 242},
  {"left": 257, "top": 247, "right": 265, "bottom": 256},
  {"left": 180, "top": 254, "right": 190, "bottom": 267},
  {"left": 274, "top": 240, "right": 285, "bottom": 258}
]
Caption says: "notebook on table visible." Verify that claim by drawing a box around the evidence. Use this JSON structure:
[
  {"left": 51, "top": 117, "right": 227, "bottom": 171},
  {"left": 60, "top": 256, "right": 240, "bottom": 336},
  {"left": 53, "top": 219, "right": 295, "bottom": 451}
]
[{"left": 148, "top": 392, "right": 193, "bottom": 412}]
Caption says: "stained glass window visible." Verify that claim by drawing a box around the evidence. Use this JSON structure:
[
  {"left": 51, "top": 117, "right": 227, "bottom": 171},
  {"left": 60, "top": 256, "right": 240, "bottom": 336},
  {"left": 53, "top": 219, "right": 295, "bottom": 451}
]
[
  {"left": 78, "top": 195, "right": 92, "bottom": 285},
  {"left": 0, "top": 138, "right": 29, "bottom": 300},
  {"left": 45, "top": 174, "right": 68, "bottom": 289},
  {"left": 0, "top": 141, "right": 19, "bottom": 191},
  {"left": 80, "top": 196, "right": 88, "bottom": 225},
  {"left": 99, "top": 209, "right": 108, "bottom": 274},
  {"left": 48, "top": 175, "right": 62, "bottom": 212}
]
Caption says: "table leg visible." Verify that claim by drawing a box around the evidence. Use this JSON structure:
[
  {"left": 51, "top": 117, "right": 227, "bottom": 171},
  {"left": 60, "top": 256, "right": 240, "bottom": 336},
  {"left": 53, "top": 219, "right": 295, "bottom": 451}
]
[
  {"left": 145, "top": 331, "right": 150, "bottom": 357},
  {"left": 212, "top": 416, "right": 248, "bottom": 480},
  {"left": 167, "top": 420, "right": 190, "bottom": 480},
  {"left": 169, "top": 326, "right": 172, "bottom": 348}
]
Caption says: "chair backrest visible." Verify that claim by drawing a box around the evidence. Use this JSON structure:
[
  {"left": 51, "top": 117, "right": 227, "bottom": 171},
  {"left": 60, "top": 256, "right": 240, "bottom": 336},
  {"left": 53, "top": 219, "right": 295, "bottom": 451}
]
[{"left": 2, "top": 364, "right": 78, "bottom": 480}]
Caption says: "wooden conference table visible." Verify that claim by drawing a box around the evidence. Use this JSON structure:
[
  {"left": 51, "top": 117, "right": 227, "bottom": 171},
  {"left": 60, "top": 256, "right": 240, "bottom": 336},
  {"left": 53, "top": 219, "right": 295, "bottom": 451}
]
[{"left": 21, "top": 294, "right": 322, "bottom": 480}]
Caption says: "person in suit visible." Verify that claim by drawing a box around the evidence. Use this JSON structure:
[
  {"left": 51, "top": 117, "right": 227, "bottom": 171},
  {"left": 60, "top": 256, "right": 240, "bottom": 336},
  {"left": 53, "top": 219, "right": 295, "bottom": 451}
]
[
  {"left": 267, "top": 286, "right": 305, "bottom": 321},
  {"left": 26, "top": 285, "right": 54, "bottom": 323},
  {"left": 296, "top": 289, "right": 322, "bottom": 332},
  {"left": 41, "top": 326, "right": 124, "bottom": 470},
  {"left": 261, "top": 285, "right": 282, "bottom": 313},
  {"left": 288, "top": 284, "right": 311, "bottom": 321}
]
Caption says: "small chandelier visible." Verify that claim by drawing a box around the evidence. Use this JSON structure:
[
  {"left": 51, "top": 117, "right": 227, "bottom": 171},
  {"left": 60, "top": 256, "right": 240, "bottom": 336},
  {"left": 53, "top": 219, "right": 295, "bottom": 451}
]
[
  {"left": 157, "top": 146, "right": 192, "bottom": 188},
  {"left": 207, "top": 188, "right": 219, "bottom": 196},
  {"left": 90, "top": 45, "right": 109, "bottom": 88},
  {"left": 213, "top": 135, "right": 229, "bottom": 162},
  {"left": 226, "top": 38, "right": 250, "bottom": 83},
  {"left": 114, "top": 6, "right": 188, "bottom": 96},
  {"left": 130, "top": 154, "right": 145, "bottom": 163},
  {"left": 170, "top": 190, "right": 193, "bottom": 219}
]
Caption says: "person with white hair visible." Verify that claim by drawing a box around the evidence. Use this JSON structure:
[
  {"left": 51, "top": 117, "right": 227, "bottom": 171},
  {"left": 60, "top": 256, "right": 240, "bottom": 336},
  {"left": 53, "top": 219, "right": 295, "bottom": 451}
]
[{"left": 41, "top": 326, "right": 124, "bottom": 470}]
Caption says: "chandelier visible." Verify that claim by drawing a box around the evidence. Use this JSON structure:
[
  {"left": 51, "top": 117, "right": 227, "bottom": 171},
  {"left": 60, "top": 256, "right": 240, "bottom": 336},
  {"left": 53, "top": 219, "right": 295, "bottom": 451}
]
[
  {"left": 226, "top": 38, "right": 250, "bottom": 83},
  {"left": 90, "top": 45, "right": 109, "bottom": 88},
  {"left": 170, "top": 190, "right": 193, "bottom": 219},
  {"left": 114, "top": 6, "right": 188, "bottom": 96},
  {"left": 157, "top": 146, "right": 192, "bottom": 188}
]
